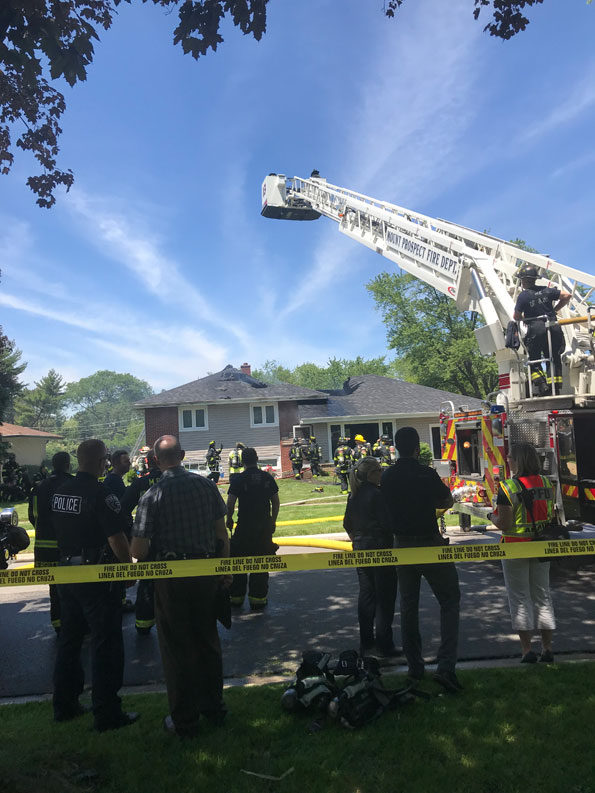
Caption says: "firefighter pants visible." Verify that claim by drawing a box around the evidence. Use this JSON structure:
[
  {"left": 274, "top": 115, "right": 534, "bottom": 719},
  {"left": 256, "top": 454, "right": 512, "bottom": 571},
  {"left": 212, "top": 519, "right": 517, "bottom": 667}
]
[
  {"left": 526, "top": 323, "right": 564, "bottom": 392},
  {"left": 135, "top": 580, "right": 155, "bottom": 631},
  {"left": 398, "top": 561, "right": 460, "bottom": 677},
  {"left": 207, "top": 471, "right": 220, "bottom": 484},
  {"left": 53, "top": 582, "right": 124, "bottom": 727},
  {"left": 229, "top": 530, "right": 276, "bottom": 607},
  {"left": 337, "top": 471, "right": 349, "bottom": 493},
  {"left": 310, "top": 461, "right": 322, "bottom": 477},
  {"left": 291, "top": 463, "right": 302, "bottom": 479}
]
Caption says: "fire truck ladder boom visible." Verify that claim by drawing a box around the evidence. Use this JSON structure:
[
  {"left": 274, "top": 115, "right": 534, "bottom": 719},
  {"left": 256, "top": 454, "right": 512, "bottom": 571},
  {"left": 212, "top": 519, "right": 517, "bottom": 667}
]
[{"left": 262, "top": 173, "right": 595, "bottom": 403}]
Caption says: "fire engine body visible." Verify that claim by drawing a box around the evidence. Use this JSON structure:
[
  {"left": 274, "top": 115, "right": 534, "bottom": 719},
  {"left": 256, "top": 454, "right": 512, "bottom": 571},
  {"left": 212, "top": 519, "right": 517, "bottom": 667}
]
[{"left": 262, "top": 174, "right": 595, "bottom": 527}]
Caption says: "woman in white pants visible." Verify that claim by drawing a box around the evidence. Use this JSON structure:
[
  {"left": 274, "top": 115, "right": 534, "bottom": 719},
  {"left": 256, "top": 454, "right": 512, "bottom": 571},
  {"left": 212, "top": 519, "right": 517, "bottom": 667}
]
[{"left": 491, "top": 442, "right": 556, "bottom": 663}]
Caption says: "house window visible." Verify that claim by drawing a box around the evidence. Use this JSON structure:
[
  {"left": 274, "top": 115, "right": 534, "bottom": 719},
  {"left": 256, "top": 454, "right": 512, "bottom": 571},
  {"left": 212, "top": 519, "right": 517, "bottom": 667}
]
[
  {"left": 382, "top": 421, "right": 393, "bottom": 439},
  {"left": 430, "top": 425, "right": 442, "bottom": 459},
  {"left": 179, "top": 405, "right": 209, "bottom": 432},
  {"left": 251, "top": 403, "right": 278, "bottom": 428}
]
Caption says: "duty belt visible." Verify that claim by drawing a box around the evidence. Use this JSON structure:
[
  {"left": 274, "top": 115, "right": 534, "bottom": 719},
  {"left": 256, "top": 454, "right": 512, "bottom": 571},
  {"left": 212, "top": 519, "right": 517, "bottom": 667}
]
[{"left": 155, "top": 550, "right": 214, "bottom": 561}]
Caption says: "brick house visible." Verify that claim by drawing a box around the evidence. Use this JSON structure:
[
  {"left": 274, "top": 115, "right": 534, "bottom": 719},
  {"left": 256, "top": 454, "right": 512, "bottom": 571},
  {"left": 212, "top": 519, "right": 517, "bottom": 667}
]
[{"left": 136, "top": 364, "right": 480, "bottom": 476}]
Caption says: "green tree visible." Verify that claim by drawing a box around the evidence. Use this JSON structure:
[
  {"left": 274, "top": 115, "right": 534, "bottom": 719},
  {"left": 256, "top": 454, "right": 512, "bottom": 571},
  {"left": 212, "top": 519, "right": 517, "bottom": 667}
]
[
  {"left": 0, "top": 327, "right": 26, "bottom": 422},
  {"left": 3, "top": 0, "right": 572, "bottom": 208},
  {"left": 14, "top": 368, "right": 66, "bottom": 431},
  {"left": 64, "top": 370, "right": 153, "bottom": 443},
  {"left": 253, "top": 356, "right": 391, "bottom": 391},
  {"left": 367, "top": 272, "right": 498, "bottom": 399}
]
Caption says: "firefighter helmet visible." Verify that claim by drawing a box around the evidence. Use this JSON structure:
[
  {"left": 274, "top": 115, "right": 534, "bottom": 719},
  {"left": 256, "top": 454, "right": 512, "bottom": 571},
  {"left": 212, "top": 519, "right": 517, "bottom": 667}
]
[
  {"left": 517, "top": 264, "right": 540, "bottom": 281},
  {"left": 140, "top": 445, "right": 150, "bottom": 453},
  {"left": 209, "top": 440, "right": 216, "bottom": 447},
  {"left": 381, "top": 434, "right": 390, "bottom": 443},
  {"left": 354, "top": 434, "right": 365, "bottom": 443}
]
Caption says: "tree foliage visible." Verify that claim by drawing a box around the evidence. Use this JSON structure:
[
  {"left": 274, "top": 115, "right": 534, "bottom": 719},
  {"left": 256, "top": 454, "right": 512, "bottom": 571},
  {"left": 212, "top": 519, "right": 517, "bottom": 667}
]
[
  {"left": 384, "top": 0, "right": 545, "bottom": 39},
  {"left": 0, "top": 326, "right": 26, "bottom": 422},
  {"left": 0, "top": 0, "right": 268, "bottom": 206},
  {"left": 64, "top": 369, "right": 153, "bottom": 441},
  {"left": 14, "top": 368, "right": 66, "bottom": 431},
  {"left": 253, "top": 356, "right": 392, "bottom": 392},
  {"left": 367, "top": 272, "right": 498, "bottom": 399},
  {"left": 3, "top": 0, "right": 568, "bottom": 207}
]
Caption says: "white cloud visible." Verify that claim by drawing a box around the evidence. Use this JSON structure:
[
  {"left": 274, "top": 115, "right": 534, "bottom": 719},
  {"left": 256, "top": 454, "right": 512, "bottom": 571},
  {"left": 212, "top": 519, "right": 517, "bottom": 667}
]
[
  {"left": 521, "top": 68, "right": 595, "bottom": 142},
  {"left": 67, "top": 190, "right": 251, "bottom": 347},
  {"left": 0, "top": 292, "right": 99, "bottom": 331},
  {"left": 550, "top": 151, "right": 595, "bottom": 179}
]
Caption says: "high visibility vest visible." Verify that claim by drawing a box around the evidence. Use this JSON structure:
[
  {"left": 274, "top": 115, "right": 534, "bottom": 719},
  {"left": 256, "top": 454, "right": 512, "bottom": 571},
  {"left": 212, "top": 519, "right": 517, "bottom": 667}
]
[
  {"left": 334, "top": 446, "right": 352, "bottom": 473},
  {"left": 290, "top": 446, "right": 302, "bottom": 463},
  {"left": 499, "top": 475, "right": 555, "bottom": 538}
]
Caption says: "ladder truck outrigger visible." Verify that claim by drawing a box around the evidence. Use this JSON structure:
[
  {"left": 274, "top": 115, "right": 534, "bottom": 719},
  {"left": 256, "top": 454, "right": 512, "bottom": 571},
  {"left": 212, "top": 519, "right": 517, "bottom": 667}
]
[{"left": 262, "top": 172, "right": 595, "bottom": 530}]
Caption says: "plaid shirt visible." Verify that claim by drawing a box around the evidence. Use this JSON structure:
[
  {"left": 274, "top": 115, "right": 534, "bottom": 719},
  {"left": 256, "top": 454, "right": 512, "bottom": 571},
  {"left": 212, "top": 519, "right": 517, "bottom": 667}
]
[{"left": 132, "top": 466, "right": 226, "bottom": 556}]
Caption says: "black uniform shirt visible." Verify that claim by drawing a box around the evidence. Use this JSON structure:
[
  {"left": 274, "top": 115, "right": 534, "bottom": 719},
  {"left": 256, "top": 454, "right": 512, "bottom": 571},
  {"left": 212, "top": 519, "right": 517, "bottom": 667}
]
[
  {"left": 120, "top": 467, "right": 162, "bottom": 515},
  {"left": 515, "top": 286, "right": 561, "bottom": 320},
  {"left": 32, "top": 471, "right": 74, "bottom": 564},
  {"left": 103, "top": 472, "right": 126, "bottom": 499},
  {"left": 228, "top": 467, "right": 279, "bottom": 528},
  {"left": 50, "top": 471, "right": 126, "bottom": 555},
  {"left": 381, "top": 458, "right": 451, "bottom": 546}
]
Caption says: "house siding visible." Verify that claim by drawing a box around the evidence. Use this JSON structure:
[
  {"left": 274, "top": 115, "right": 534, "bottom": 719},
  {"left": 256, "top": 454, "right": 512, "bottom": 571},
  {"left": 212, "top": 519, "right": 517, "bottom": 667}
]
[{"left": 179, "top": 402, "right": 281, "bottom": 467}]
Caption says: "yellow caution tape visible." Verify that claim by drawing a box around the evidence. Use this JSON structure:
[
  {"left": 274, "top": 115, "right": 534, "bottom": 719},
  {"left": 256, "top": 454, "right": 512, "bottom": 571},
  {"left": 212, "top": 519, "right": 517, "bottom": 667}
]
[{"left": 1, "top": 539, "right": 593, "bottom": 588}]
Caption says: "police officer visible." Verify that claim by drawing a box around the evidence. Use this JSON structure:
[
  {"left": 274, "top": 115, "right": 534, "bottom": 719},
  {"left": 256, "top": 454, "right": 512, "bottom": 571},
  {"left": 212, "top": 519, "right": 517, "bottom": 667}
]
[
  {"left": 228, "top": 442, "right": 245, "bottom": 485},
  {"left": 51, "top": 439, "right": 139, "bottom": 731},
  {"left": 206, "top": 440, "right": 223, "bottom": 484},
  {"left": 514, "top": 264, "right": 571, "bottom": 396},
  {"left": 373, "top": 435, "right": 393, "bottom": 468},
  {"left": 308, "top": 436, "right": 323, "bottom": 478},
  {"left": 120, "top": 452, "right": 162, "bottom": 635},
  {"left": 29, "top": 451, "right": 73, "bottom": 634},
  {"left": 334, "top": 437, "right": 353, "bottom": 495},
  {"left": 289, "top": 437, "right": 304, "bottom": 479}
]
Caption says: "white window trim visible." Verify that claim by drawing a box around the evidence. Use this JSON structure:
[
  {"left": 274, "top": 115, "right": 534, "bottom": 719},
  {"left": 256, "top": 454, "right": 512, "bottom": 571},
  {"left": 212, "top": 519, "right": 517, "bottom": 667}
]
[
  {"left": 429, "top": 423, "right": 442, "bottom": 459},
  {"left": 249, "top": 402, "right": 278, "bottom": 429},
  {"left": 178, "top": 404, "right": 209, "bottom": 432}
]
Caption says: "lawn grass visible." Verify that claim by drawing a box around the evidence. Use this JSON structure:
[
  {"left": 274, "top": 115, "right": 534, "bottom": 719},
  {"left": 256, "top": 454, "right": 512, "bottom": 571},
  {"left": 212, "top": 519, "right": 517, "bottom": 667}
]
[{"left": 1, "top": 663, "right": 593, "bottom": 793}]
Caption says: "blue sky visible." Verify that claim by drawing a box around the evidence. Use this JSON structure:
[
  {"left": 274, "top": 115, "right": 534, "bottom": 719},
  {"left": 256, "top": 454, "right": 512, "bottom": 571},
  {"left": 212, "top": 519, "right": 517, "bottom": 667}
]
[{"left": 1, "top": 0, "right": 595, "bottom": 392}]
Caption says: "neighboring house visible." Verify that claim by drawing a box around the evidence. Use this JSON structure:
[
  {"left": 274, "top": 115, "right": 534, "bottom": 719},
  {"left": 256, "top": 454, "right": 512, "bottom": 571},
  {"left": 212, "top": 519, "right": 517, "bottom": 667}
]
[
  {"left": 136, "top": 364, "right": 481, "bottom": 476},
  {"left": 0, "top": 423, "right": 62, "bottom": 467}
]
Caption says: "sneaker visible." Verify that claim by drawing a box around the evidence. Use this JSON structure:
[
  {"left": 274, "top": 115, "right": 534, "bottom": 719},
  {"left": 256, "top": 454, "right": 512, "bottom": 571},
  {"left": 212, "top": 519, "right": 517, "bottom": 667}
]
[
  {"left": 94, "top": 712, "right": 140, "bottom": 732},
  {"left": 163, "top": 714, "right": 199, "bottom": 738},
  {"left": 433, "top": 671, "right": 463, "bottom": 693},
  {"left": 539, "top": 650, "right": 555, "bottom": 663},
  {"left": 521, "top": 651, "right": 538, "bottom": 664}
]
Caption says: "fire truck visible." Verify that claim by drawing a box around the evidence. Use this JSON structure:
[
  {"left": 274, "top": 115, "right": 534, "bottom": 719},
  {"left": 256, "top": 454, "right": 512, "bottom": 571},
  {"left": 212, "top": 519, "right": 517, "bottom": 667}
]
[{"left": 261, "top": 173, "right": 595, "bottom": 528}]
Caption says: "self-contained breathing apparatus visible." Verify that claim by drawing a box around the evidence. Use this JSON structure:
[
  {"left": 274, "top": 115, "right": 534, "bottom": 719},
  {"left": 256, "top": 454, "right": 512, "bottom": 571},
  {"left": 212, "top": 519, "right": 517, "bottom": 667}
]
[{"left": 281, "top": 649, "right": 417, "bottom": 730}]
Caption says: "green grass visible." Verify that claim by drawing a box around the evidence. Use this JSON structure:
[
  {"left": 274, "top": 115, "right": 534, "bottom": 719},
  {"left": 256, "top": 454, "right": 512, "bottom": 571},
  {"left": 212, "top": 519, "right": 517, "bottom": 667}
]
[{"left": 1, "top": 664, "right": 593, "bottom": 793}]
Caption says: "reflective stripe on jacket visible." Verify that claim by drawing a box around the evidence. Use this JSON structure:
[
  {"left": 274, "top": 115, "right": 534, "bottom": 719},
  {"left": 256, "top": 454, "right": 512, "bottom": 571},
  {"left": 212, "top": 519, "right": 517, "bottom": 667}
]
[{"left": 499, "top": 474, "right": 555, "bottom": 538}]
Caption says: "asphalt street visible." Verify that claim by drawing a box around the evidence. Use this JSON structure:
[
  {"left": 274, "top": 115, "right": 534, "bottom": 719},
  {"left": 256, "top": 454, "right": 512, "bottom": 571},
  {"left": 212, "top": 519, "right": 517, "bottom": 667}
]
[{"left": 1, "top": 530, "right": 594, "bottom": 699}]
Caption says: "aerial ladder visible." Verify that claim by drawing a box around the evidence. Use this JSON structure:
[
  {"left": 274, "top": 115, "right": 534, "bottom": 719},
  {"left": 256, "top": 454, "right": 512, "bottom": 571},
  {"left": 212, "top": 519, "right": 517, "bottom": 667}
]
[{"left": 261, "top": 173, "right": 595, "bottom": 526}]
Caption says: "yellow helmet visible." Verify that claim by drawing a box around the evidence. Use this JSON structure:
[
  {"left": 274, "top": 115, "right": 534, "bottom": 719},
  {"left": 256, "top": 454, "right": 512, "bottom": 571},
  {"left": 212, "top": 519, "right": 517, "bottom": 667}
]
[{"left": 354, "top": 434, "right": 365, "bottom": 443}]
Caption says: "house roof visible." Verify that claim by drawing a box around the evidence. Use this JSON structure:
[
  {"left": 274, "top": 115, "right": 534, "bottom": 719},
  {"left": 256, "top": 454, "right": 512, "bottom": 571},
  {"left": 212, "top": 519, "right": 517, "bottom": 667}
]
[
  {"left": 297, "top": 375, "right": 482, "bottom": 421},
  {"left": 136, "top": 365, "right": 328, "bottom": 407},
  {"left": 0, "top": 422, "right": 62, "bottom": 439}
]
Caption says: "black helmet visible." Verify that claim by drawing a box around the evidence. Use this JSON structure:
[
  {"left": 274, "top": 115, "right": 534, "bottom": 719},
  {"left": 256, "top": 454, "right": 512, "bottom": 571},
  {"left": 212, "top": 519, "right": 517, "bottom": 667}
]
[
  {"left": 517, "top": 264, "right": 540, "bottom": 281},
  {"left": 292, "top": 437, "right": 299, "bottom": 444},
  {"left": 381, "top": 434, "right": 390, "bottom": 443}
]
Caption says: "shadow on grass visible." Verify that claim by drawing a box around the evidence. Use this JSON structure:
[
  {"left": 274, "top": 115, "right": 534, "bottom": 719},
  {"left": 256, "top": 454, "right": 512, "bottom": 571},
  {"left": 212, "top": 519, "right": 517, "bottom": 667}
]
[{"left": 1, "top": 664, "right": 593, "bottom": 793}]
